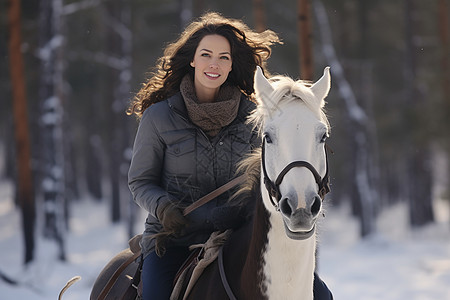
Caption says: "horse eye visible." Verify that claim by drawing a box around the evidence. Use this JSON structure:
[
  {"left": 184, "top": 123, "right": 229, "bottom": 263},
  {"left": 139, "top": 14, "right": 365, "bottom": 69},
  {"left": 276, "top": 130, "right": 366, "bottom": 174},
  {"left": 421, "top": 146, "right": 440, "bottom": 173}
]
[
  {"left": 264, "top": 133, "right": 273, "bottom": 144},
  {"left": 320, "top": 133, "right": 328, "bottom": 143}
]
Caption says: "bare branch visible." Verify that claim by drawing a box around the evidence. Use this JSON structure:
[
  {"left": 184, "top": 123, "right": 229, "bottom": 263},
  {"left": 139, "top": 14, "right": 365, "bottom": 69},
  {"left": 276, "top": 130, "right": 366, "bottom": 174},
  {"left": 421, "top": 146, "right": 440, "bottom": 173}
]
[
  {"left": 101, "top": 10, "right": 132, "bottom": 41},
  {"left": 66, "top": 50, "right": 128, "bottom": 70},
  {"left": 62, "top": 0, "right": 102, "bottom": 16}
]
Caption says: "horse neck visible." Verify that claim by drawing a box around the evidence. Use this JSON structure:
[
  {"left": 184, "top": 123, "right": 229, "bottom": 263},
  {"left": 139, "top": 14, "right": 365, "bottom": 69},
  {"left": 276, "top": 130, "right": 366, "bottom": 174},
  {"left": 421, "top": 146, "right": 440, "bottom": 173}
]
[
  {"left": 258, "top": 189, "right": 317, "bottom": 300},
  {"left": 265, "top": 210, "right": 316, "bottom": 299},
  {"left": 240, "top": 188, "right": 316, "bottom": 300}
]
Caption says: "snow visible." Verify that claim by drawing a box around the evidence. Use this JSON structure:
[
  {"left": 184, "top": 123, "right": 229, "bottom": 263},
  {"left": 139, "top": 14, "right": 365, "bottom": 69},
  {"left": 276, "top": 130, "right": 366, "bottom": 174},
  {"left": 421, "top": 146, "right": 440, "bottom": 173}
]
[
  {"left": 0, "top": 180, "right": 134, "bottom": 300},
  {"left": 318, "top": 201, "right": 450, "bottom": 300},
  {"left": 1, "top": 179, "right": 449, "bottom": 300}
]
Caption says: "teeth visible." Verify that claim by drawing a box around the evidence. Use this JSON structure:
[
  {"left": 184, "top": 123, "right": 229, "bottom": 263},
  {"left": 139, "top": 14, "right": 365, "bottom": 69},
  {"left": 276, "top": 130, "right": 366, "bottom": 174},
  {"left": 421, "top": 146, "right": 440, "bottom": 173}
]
[{"left": 205, "top": 73, "right": 219, "bottom": 78}]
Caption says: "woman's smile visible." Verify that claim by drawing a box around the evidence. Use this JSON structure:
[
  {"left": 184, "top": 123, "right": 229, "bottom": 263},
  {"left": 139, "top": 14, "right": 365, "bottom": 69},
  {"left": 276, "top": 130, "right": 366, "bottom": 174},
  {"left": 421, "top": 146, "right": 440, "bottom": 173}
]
[{"left": 205, "top": 72, "right": 220, "bottom": 79}]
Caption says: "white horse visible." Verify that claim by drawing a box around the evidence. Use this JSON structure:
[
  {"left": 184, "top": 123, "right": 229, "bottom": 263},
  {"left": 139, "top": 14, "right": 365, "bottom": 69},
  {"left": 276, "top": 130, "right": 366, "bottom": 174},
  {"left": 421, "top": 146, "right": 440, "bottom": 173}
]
[
  {"left": 187, "top": 66, "right": 332, "bottom": 300},
  {"left": 254, "top": 66, "right": 331, "bottom": 299}
]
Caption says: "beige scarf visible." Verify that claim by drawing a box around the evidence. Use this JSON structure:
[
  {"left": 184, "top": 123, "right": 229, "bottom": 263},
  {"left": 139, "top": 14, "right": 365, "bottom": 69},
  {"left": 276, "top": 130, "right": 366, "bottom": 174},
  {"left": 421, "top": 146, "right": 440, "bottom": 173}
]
[{"left": 180, "top": 75, "right": 241, "bottom": 137}]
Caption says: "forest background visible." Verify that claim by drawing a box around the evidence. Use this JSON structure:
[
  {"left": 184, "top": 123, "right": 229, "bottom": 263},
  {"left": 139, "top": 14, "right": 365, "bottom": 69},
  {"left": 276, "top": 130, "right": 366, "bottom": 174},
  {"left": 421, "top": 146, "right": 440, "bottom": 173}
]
[{"left": 1, "top": 0, "right": 450, "bottom": 296}]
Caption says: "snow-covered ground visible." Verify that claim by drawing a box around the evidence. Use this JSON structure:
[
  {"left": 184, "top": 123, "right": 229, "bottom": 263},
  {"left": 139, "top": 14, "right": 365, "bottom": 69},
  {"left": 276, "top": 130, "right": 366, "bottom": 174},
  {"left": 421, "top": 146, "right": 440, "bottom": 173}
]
[
  {"left": 318, "top": 200, "right": 450, "bottom": 300},
  {"left": 1, "top": 179, "right": 449, "bottom": 300}
]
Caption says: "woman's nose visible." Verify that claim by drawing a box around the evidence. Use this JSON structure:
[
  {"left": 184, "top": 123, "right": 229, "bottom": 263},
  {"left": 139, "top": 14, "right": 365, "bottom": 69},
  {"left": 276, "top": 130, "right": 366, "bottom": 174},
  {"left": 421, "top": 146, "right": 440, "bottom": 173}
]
[{"left": 209, "top": 62, "right": 219, "bottom": 69}]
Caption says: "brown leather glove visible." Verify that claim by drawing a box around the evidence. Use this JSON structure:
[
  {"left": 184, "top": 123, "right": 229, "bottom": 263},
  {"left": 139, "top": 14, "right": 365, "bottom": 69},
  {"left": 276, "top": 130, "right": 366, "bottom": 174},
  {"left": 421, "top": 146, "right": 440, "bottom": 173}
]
[{"left": 154, "top": 201, "right": 188, "bottom": 257}]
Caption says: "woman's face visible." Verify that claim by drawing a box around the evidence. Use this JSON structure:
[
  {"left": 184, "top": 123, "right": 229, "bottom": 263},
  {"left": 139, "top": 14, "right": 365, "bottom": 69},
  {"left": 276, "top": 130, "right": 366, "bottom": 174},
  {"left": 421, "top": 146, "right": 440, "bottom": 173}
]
[{"left": 190, "top": 34, "right": 233, "bottom": 102}]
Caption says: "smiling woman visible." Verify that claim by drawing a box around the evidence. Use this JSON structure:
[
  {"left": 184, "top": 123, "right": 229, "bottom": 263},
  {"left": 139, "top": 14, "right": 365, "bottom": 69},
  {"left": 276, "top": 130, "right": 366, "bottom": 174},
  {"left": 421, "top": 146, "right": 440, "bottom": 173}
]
[
  {"left": 126, "top": 12, "right": 282, "bottom": 300},
  {"left": 127, "top": 12, "right": 280, "bottom": 118}
]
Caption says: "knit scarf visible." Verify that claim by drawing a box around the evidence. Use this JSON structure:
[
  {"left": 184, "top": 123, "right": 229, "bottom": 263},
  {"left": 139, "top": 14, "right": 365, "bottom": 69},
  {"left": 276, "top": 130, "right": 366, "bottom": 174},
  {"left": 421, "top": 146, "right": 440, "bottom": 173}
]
[{"left": 180, "top": 75, "right": 241, "bottom": 137}]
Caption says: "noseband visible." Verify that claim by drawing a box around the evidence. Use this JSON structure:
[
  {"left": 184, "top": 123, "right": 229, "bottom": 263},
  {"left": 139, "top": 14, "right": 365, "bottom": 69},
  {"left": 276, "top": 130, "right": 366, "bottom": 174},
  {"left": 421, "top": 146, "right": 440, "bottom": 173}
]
[{"left": 261, "top": 137, "right": 331, "bottom": 210}]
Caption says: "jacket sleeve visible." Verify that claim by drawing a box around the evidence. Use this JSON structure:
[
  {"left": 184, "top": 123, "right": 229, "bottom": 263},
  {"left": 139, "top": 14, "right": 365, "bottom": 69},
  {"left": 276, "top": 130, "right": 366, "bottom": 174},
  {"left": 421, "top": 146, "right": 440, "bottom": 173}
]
[{"left": 128, "top": 108, "right": 172, "bottom": 219}]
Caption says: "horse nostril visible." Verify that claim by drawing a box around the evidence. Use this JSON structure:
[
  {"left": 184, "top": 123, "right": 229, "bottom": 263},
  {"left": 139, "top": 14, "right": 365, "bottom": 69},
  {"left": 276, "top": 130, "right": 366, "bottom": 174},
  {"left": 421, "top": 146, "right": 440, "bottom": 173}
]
[
  {"left": 279, "top": 198, "right": 293, "bottom": 216},
  {"left": 310, "top": 196, "right": 321, "bottom": 217}
]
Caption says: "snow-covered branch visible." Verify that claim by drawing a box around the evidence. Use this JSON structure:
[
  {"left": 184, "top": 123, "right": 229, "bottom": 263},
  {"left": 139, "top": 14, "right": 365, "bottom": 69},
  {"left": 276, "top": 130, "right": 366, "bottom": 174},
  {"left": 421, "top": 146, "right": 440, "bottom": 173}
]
[{"left": 36, "top": 35, "right": 64, "bottom": 62}]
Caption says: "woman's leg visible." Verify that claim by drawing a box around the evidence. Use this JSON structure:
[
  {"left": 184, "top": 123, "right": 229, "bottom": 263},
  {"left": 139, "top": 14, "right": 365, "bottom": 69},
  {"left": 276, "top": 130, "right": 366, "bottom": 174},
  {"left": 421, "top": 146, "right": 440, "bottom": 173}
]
[{"left": 142, "top": 246, "right": 191, "bottom": 300}]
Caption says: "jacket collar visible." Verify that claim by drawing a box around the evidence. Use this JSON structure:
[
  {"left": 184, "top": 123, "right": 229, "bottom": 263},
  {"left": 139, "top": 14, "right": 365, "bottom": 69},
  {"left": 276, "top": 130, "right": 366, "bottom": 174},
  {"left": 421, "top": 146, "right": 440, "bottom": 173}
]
[{"left": 167, "top": 92, "right": 188, "bottom": 119}]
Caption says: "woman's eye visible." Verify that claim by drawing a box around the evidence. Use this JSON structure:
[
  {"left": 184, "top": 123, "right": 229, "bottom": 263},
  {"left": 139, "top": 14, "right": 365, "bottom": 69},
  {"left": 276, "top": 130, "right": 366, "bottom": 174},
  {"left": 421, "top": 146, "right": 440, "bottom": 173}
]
[
  {"left": 220, "top": 56, "right": 230, "bottom": 60},
  {"left": 320, "top": 133, "right": 328, "bottom": 143},
  {"left": 201, "top": 53, "right": 210, "bottom": 57}
]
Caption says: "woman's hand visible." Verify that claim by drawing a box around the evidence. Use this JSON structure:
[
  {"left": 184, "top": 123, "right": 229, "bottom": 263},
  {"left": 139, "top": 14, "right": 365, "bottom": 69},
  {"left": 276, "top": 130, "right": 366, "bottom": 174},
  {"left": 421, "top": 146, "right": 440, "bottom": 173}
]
[
  {"left": 157, "top": 202, "right": 188, "bottom": 236},
  {"left": 211, "top": 206, "right": 246, "bottom": 231},
  {"left": 154, "top": 202, "right": 188, "bottom": 257}
]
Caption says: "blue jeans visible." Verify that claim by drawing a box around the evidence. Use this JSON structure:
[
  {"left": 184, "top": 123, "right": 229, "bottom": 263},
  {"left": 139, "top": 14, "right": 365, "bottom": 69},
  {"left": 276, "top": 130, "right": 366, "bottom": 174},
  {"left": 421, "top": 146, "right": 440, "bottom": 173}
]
[
  {"left": 142, "top": 247, "right": 191, "bottom": 300},
  {"left": 142, "top": 247, "right": 333, "bottom": 300}
]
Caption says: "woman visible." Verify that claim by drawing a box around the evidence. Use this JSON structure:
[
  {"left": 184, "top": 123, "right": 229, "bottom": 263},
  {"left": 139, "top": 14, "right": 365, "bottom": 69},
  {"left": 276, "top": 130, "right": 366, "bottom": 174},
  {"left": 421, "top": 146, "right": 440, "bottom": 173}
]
[{"left": 128, "top": 12, "right": 332, "bottom": 300}]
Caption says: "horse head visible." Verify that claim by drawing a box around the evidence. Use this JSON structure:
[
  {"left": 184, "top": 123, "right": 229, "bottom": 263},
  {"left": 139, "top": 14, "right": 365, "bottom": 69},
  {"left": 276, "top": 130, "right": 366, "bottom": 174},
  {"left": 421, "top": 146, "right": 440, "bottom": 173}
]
[{"left": 254, "top": 66, "right": 331, "bottom": 240}]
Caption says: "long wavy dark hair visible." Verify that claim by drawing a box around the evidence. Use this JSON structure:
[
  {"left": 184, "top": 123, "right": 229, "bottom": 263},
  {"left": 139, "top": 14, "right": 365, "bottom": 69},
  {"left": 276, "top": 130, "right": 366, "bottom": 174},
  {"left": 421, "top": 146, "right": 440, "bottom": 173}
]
[{"left": 128, "top": 12, "right": 281, "bottom": 118}]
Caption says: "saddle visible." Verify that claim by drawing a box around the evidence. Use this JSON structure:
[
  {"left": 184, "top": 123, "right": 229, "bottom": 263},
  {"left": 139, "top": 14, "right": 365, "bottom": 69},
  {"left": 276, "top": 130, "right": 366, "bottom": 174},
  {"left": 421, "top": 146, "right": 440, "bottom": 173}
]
[
  {"left": 92, "top": 176, "right": 244, "bottom": 300},
  {"left": 93, "top": 230, "right": 231, "bottom": 300},
  {"left": 91, "top": 234, "right": 143, "bottom": 300}
]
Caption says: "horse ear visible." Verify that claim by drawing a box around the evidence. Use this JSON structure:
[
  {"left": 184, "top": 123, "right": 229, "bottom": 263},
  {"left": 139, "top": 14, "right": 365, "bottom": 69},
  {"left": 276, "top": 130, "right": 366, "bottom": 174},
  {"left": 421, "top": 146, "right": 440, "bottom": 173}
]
[
  {"left": 254, "top": 66, "right": 274, "bottom": 106},
  {"left": 311, "top": 67, "right": 331, "bottom": 105}
]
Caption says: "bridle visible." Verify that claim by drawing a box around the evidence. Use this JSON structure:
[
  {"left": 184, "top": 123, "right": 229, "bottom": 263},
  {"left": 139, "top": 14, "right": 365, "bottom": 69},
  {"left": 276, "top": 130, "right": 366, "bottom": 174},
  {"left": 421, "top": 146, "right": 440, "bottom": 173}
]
[{"left": 261, "top": 137, "right": 332, "bottom": 211}]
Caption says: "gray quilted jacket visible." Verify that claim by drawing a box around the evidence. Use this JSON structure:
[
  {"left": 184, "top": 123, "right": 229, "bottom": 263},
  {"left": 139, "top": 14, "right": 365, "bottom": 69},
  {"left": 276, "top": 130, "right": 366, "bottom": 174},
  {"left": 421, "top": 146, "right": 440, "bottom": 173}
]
[{"left": 128, "top": 92, "right": 259, "bottom": 256}]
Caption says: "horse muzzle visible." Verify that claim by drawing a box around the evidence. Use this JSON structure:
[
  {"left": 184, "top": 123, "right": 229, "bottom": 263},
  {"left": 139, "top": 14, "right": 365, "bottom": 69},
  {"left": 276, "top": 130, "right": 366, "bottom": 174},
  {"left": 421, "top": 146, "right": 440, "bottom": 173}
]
[{"left": 278, "top": 194, "right": 321, "bottom": 240}]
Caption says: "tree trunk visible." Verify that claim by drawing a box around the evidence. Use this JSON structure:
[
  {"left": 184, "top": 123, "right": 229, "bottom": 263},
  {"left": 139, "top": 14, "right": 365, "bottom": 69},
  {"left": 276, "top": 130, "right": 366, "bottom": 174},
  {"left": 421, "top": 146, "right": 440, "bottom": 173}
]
[
  {"left": 438, "top": 0, "right": 449, "bottom": 99},
  {"left": 314, "top": 0, "right": 376, "bottom": 236},
  {"left": 253, "top": 0, "right": 266, "bottom": 32},
  {"left": 4, "top": 124, "right": 16, "bottom": 182},
  {"left": 357, "top": 0, "right": 380, "bottom": 220},
  {"left": 38, "top": 0, "right": 66, "bottom": 260},
  {"left": 86, "top": 134, "right": 103, "bottom": 200},
  {"left": 193, "top": 0, "right": 204, "bottom": 18},
  {"left": 8, "top": 0, "right": 36, "bottom": 264},
  {"left": 179, "top": 0, "right": 193, "bottom": 29},
  {"left": 404, "top": 0, "right": 434, "bottom": 227},
  {"left": 103, "top": 2, "right": 121, "bottom": 223},
  {"left": 102, "top": 0, "right": 133, "bottom": 223},
  {"left": 437, "top": 0, "right": 450, "bottom": 229},
  {"left": 298, "top": 0, "right": 313, "bottom": 80},
  {"left": 63, "top": 119, "right": 78, "bottom": 206}
]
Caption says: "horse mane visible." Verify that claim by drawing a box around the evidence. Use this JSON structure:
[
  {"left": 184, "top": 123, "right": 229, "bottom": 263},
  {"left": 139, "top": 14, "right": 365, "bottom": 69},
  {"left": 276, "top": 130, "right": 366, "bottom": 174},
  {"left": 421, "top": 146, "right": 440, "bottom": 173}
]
[
  {"left": 234, "top": 74, "right": 330, "bottom": 200},
  {"left": 249, "top": 75, "right": 330, "bottom": 134},
  {"left": 233, "top": 148, "right": 262, "bottom": 201}
]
